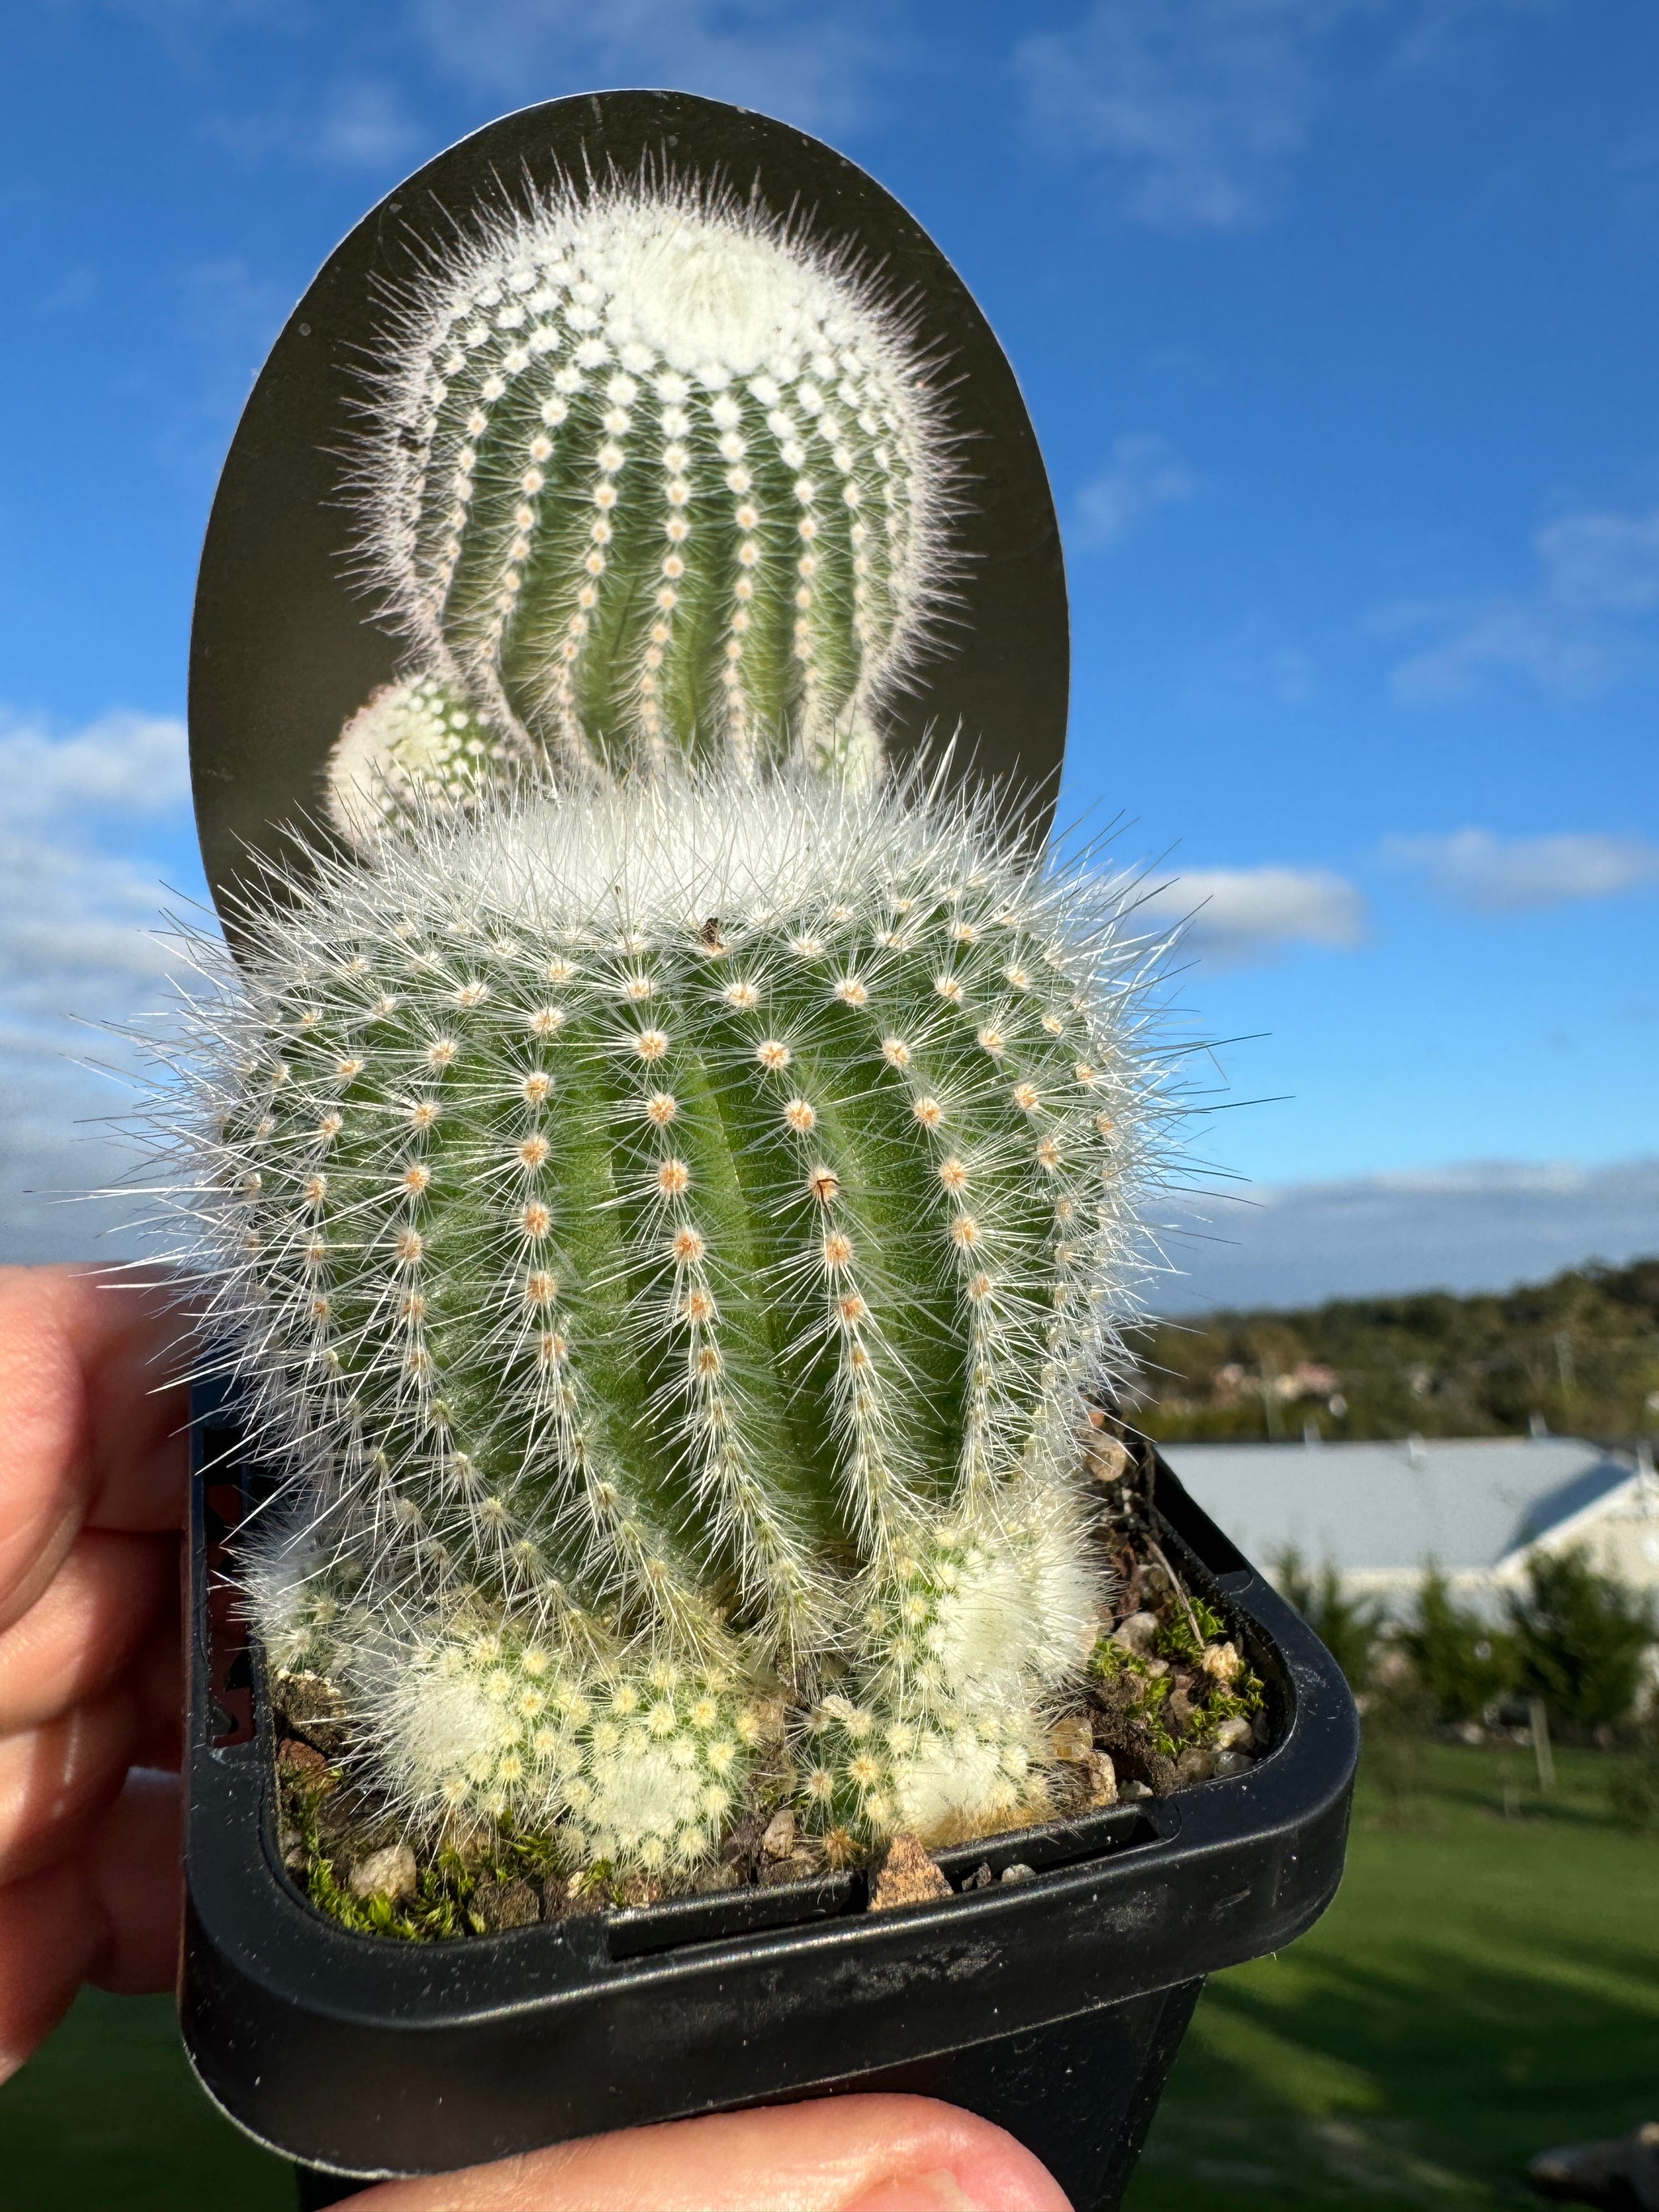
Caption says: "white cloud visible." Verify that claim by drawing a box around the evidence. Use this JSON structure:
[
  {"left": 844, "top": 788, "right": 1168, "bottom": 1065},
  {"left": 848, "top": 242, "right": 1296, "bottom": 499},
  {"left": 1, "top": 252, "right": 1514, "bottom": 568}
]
[
  {"left": 0, "top": 713, "right": 191, "bottom": 1048},
  {"left": 0, "top": 710, "right": 192, "bottom": 821},
  {"left": 1141, "top": 863, "right": 1367, "bottom": 966},
  {"left": 1159, "top": 1156, "right": 1659, "bottom": 1310},
  {"left": 1017, "top": 0, "right": 1555, "bottom": 231},
  {"left": 1074, "top": 434, "right": 1196, "bottom": 549},
  {"left": 1017, "top": 0, "right": 1332, "bottom": 231},
  {"left": 312, "top": 79, "right": 426, "bottom": 169},
  {"left": 1536, "top": 505, "right": 1659, "bottom": 614},
  {"left": 0, "top": 712, "right": 203, "bottom": 1262},
  {"left": 1386, "top": 828, "right": 1659, "bottom": 914},
  {"left": 408, "top": 0, "right": 889, "bottom": 136},
  {"left": 204, "top": 78, "right": 429, "bottom": 176},
  {"left": 1384, "top": 501, "right": 1659, "bottom": 703}
]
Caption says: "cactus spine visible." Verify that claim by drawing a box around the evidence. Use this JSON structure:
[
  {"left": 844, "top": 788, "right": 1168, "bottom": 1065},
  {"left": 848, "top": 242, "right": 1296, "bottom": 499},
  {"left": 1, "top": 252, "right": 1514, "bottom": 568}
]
[
  {"left": 181, "top": 773, "right": 1168, "bottom": 1871},
  {"left": 331, "top": 178, "right": 954, "bottom": 837}
]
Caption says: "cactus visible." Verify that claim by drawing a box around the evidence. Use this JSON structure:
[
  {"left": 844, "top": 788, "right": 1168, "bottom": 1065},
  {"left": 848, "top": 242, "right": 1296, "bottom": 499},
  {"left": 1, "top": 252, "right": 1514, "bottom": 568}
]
[
  {"left": 173, "top": 769, "right": 1172, "bottom": 1873},
  {"left": 326, "top": 673, "right": 533, "bottom": 847},
  {"left": 330, "top": 173, "right": 956, "bottom": 834}
]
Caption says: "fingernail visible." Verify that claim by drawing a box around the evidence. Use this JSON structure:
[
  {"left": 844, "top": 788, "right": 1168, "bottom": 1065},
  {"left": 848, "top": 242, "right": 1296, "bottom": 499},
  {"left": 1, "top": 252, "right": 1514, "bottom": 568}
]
[{"left": 844, "top": 2167, "right": 983, "bottom": 2212}]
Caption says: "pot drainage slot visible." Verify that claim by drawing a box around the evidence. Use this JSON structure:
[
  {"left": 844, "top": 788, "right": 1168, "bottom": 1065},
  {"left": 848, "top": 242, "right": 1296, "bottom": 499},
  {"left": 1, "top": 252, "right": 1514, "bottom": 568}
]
[
  {"left": 199, "top": 1431, "right": 255, "bottom": 1750},
  {"left": 607, "top": 1802, "right": 1170, "bottom": 1961},
  {"left": 608, "top": 1870, "right": 864, "bottom": 1961},
  {"left": 936, "top": 1801, "right": 1168, "bottom": 1890}
]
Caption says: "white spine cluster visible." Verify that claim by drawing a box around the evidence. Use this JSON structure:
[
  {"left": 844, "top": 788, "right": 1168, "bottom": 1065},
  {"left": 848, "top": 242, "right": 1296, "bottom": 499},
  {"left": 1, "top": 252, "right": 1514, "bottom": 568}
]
[{"left": 158, "top": 769, "right": 1177, "bottom": 1870}]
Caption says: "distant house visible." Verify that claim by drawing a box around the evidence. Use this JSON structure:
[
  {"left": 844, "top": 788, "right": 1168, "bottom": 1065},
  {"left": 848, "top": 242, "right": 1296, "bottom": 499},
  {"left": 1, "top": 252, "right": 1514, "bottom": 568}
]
[{"left": 1159, "top": 1434, "right": 1659, "bottom": 1617}]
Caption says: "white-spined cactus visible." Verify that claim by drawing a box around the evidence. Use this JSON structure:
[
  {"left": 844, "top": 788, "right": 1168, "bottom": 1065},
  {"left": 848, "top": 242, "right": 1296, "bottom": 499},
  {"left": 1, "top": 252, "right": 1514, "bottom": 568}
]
[
  {"left": 172, "top": 771, "right": 1173, "bottom": 1873},
  {"left": 326, "top": 673, "right": 533, "bottom": 848},
  {"left": 329, "top": 176, "right": 955, "bottom": 837}
]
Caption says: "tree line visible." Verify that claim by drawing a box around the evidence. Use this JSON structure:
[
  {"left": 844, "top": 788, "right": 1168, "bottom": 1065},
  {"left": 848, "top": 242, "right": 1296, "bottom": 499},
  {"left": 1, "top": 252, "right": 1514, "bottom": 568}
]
[{"left": 1128, "top": 1256, "right": 1659, "bottom": 1443}]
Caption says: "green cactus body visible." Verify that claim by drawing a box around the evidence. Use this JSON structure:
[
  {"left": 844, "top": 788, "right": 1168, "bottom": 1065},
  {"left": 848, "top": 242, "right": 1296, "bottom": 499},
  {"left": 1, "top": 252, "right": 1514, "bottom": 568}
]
[
  {"left": 191, "top": 773, "right": 1166, "bottom": 1870},
  {"left": 344, "top": 180, "right": 953, "bottom": 811}
]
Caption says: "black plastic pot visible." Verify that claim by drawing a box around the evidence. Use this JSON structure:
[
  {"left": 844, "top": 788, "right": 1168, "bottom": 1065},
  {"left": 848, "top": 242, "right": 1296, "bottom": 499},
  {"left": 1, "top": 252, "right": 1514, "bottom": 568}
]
[{"left": 181, "top": 1381, "right": 1358, "bottom": 2210}]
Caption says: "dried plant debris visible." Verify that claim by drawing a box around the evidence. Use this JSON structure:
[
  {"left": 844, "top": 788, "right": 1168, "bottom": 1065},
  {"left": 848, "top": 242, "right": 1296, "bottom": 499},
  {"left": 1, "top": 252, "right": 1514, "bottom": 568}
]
[{"left": 272, "top": 1443, "right": 1269, "bottom": 1943}]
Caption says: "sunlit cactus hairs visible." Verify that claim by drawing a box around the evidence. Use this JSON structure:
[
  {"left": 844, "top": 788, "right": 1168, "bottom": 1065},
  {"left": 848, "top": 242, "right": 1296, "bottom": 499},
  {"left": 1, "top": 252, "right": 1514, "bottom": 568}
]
[
  {"left": 327, "top": 172, "right": 960, "bottom": 838},
  {"left": 162, "top": 768, "right": 1179, "bottom": 1875}
]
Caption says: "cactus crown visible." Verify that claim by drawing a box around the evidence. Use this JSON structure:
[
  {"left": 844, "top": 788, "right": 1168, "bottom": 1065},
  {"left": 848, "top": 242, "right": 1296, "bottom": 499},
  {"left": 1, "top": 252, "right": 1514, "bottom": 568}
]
[
  {"left": 343, "top": 174, "right": 957, "bottom": 808},
  {"left": 169, "top": 770, "right": 1173, "bottom": 1869}
]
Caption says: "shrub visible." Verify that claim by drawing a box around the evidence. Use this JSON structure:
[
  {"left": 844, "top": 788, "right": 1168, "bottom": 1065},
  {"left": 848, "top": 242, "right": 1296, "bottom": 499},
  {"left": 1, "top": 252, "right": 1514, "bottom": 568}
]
[
  {"left": 1508, "top": 1549, "right": 1657, "bottom": 1738},
  {"left": 1274, "top": 1549, "right": 1384, "bottom": 1694},
  {"left": 1398, "top": 1566, "right": 1516, "bottom": 1726}
]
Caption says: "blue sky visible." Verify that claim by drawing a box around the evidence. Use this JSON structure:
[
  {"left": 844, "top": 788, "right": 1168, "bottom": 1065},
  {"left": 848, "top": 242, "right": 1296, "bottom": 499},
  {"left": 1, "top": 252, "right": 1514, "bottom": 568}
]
[{"left": 2, "top": 0, "right": 1654, "bottom": 1303}]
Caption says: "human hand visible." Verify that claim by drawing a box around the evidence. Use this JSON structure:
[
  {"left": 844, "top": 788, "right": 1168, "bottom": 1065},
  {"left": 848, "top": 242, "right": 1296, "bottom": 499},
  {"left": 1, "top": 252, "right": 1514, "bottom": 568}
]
[
  {"left": 0, "top": 1266, "right": 1068, "bottom": 2208},
  {"left": 350, "top": 2095, "right": 1070, "bottom": 2208},
  {"left": 0, "top": 1264, "right": 188, "bottom": 2078}
]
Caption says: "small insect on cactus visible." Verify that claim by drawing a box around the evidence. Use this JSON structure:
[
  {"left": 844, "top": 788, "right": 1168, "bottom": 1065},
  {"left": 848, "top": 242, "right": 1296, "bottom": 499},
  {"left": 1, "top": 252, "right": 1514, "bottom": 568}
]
[
  {"left": 330, "top": 174, "right": 956, "bottom": 839},
  {"left": 175, "top": 771, "right": 1173, "bottom": 1876}
]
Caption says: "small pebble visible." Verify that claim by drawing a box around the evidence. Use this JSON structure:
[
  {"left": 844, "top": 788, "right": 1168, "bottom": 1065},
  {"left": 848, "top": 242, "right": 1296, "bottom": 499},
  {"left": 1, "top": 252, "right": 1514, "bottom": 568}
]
[
  {"left": 1213, "top": 1714, "right": 1253, "bottom": 1753},
  {"left": 348, "top": 1841, "right": 417, "bottom": 1904},
  {"left": 1049, "top": 1714, "right": 1094, "bottom": 1763},
  {"left": 760, "top": 1806, "right": 797, "bottom": 1860},
  {"left": 1085, "top": 1750, "right": 1119, "bottom": 1808},
  {"left": 1171, "top": 1745, "right": 1217, "bottom": 1788},
  {"left": 1121, "top": 1779, "right": 1154, "bottom": 1801},
  {"left": 749, "top": 1698, "right": 789, "bottom": 1748},
  {"left": 870, "top": 1833, "right": 951, "bottom": 1912},
  {"left": 1086, "top": 1436, "right": 1131, "bottom": 1483},
  {"left": 962, "top": 1861, "right": 996, "bottom": 1892},
  {"left": 1000, "top": 1862, "right": 1036, "bottom": 1885},
  {"left": 1214, "top": 1748, "right": 1255, "bottom": 1779},
  {"left": 759, "top": 1846, "right": 824, "bottom": 1889},
  {"left": 1112, "top": 1611, "right": 1159, "bottom": 1656}
]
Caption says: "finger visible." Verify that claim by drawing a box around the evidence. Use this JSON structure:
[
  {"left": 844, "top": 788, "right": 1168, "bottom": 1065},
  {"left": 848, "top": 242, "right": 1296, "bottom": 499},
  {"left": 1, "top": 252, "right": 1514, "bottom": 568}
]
[
  {"left": 0, "top": 1687, "right": 138, "bottom": 1884},
  {"left": 130, "top": 1596, "right": 185, "bottom": 1772},
  {"left": 353, "top": 2094, "right": 1072, "bottom": 2211},
  {"left": 0, "top": 1855, "right": 99, "bottom": 2082},
  {"left": 0, "top": 1531, "right": 176, "bottom": 1733},
  {"left": 0, "top": 1266, "right": 190, "bottom": 1635},
  {"left": 0, "top": 1768, "right": 181, "bottom": 2083},
  {"left": 86, "top": 1767, "right": 181, "bottom": 1996}
]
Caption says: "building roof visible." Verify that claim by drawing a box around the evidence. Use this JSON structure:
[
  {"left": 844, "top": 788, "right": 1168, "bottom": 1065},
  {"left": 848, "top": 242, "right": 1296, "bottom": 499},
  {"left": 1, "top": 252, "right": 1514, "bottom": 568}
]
[{"left": 1158, "top": 1434, "right": 1639, "bottom": 1581}]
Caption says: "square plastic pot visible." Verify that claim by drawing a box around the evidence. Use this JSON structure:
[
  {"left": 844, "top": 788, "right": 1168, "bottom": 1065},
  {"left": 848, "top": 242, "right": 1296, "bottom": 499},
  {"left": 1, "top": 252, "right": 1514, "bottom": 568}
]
[{"left": 181, "top": 1379, "right": 1358, "bottom": 2211}]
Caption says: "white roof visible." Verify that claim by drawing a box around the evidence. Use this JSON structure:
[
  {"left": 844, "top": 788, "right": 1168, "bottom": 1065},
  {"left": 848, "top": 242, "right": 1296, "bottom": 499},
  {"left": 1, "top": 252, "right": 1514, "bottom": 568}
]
[{"left": 1158, "top": 1434, "right": 1639, "bottom": 1579}]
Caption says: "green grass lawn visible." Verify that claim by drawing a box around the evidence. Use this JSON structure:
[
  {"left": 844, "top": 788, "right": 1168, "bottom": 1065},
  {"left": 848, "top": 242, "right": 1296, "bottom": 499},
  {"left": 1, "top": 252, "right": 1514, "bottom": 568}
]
[
  {"left": 1128, "top": 1741, "right": 1659, "bottom": 2210},
  {"left": 1, "top": 1743, "right": 1653, "bottom": 2210}
]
